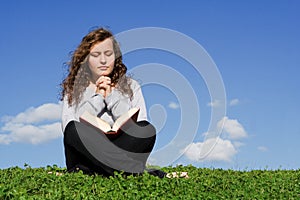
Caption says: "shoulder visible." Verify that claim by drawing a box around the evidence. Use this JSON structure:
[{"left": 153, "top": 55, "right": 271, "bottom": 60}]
[{"left": 128, "top": 78, "right": 142, "bottom": 90}]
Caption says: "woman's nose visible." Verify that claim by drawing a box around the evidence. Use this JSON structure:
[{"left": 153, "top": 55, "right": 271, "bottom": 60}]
[{"left": 100, "top": 54, "right": 106, "bottom": 64}]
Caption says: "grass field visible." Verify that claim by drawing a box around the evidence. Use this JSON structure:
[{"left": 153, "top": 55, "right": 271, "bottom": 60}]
[{"left": 1, "top": 165, "right": 299, "bottom": 199}]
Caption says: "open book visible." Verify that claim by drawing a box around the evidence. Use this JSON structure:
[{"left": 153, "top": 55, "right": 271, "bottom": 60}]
[{"left": 79, "top": 107, "right": 140, "bottom": 135}]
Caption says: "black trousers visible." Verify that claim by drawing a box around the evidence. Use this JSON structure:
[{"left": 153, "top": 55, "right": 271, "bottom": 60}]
[{"left": 63, "top": 120, "right": 156, "bottom": 176}]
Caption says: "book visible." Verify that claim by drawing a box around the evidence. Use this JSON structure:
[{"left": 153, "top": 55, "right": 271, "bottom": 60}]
[{"left": 79, "top": 107, "right": 140, "bottom": 136}]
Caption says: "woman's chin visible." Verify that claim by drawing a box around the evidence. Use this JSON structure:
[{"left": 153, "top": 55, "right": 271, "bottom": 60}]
[{"left": 98, "top": 70, "right": 111, "bottom": 77}]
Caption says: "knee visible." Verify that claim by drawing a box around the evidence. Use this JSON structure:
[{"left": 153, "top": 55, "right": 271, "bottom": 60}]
[
  {"left": 147, "top": 122, "right": 156, "bottom": 137},
  {"left": 136, "top": 120, "right": 156, "bottom": 138},
  {"left": 137, "top": 121, "right": 155, "bottom": 129},
  {"left": 63, "top": 121, "right": 78, "bottom": 144}
]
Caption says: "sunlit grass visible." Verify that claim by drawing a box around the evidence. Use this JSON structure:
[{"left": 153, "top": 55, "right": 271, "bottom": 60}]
[{"left": 1, "top": 165, "right": 299, "bottom": 199}]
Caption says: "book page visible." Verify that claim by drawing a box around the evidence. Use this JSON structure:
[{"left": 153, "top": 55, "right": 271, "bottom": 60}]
[
  {"left": 80, "top": 111, "right": 112, "bottom": 133},
  {"left": 112, "top": 107, "right": 139, "bottom": 131}
]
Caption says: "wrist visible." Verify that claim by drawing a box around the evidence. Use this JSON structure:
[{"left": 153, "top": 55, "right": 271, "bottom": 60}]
[{"left": 96, "top": 87, "right": 106, "bottom": 97}]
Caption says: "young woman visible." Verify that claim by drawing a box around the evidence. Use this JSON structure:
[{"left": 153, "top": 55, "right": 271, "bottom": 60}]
[{"left": 60, "top": 28, "right": 164, "bottom": 177}]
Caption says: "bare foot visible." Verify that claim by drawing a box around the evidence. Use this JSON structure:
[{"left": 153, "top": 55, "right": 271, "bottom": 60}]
[
  {"left": 166, "top": 172, "right": 189, "bottom": 178},
  {"left": 47, "top": 171, "right": 63, "bottom": 176}
]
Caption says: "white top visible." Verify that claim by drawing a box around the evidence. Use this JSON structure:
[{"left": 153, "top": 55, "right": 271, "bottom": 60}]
[{"left": 61, "top": 79, "right": 147, "bottom": 132}]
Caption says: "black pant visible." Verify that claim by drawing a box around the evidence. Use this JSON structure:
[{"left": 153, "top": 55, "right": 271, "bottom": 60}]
[{"left": 63, "top": 120, "right": 156, "bottom": 176}]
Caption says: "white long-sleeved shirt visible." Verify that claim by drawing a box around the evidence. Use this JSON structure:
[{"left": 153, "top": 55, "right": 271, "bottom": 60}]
[{"left": 61, "top": 79, "right": 147, "bottom": 132}]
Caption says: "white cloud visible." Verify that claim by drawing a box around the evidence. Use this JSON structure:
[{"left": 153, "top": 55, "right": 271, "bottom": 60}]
[
  {"left": 0, "top": 134, "right": 11, "bottom": 145},
  {"left": 229, "top": 99, "right": 239, "bottom": 106},
  {"left": 0, "top": 102, "right": 62, "bottom": 145},
  {"left": 207, "top": 99, "right": 222, "bottom": 107},
  {"left": 182, "top": 137, "right": 237, "bottom": 162},
  {"left": 168, "top": 102, "right": 180, "bottom": 109},
  {"left": 257, "top": 146, "right": 268, "bottom": 152},
  {"left": 233, "top": 141, "right": 245, "bottom": 148},
  {"left": 182, "top": 116, "right": 248, "bottom": 164},
  {"left": 1, "top": 123, "right": 61, "bottom": 144},
  {"left": 218, "top": 117, "right": 248, "bottom": 140},
  {"left": 202, "top": 131, "right": 209, "bottom": 137},
  {"left": 2, "top": 103, "right": 62, "bottom": 124}
]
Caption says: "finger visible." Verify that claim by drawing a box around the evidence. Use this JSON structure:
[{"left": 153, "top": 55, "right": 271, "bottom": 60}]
[
  {"left": 105, "top": 87, "right": 112, "bottom": 96},
  {"left": 96, "top": 76, "right": 106, "bottom": 83},
  {"left": 96, "top": 76, "right": 111, "bottom": 85},
  {"left": 99, "top": 82, "right": 108, "bottom": 88},
  {"left": 102, "top": 76, "right": 111, "bottom": 84},
  {"left": 102, "top": 80, "right": 112, "bottom": 87},
  {"left": 96, "top": 86, "right": 105, "bottom": 96},
  {"left": 99, "top": 88, "right": 105, "bottom": 96}
]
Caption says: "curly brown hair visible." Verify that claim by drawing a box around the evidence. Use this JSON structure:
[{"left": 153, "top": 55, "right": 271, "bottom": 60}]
[{"left": 60, "top": 27, "right": 133, "bottom": 106}]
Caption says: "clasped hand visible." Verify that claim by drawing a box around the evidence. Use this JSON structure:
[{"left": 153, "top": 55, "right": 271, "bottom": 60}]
[{"left": 95, "top": 76, "right": 114, "bottom": 97}]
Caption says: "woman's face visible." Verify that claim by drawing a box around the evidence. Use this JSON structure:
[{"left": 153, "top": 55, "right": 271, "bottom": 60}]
[{"left": 88, "top": 38, "right": 115, "bottom": 80}]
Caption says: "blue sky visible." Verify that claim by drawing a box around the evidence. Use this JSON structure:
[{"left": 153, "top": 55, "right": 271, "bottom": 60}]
[{"left": 1, "top": 1, "right": 299, "bottom": 170}]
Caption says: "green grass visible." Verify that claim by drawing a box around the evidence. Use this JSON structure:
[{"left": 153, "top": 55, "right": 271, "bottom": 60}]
[{"left": 1, "top": 165, "right": 300, "bottom": 199}]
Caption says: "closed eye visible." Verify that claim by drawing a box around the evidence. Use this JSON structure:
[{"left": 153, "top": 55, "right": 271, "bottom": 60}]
[
  {"left": 105, "top": 50, "right": 113, "bottom": 56},
  {"left": 90, "top": 52, "right": 100, "bottom": 57}
]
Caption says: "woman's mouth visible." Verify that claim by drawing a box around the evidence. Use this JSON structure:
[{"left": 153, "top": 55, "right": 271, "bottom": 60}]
[{"left": 98, "top": 66, "right": 108, "bottom": 70}]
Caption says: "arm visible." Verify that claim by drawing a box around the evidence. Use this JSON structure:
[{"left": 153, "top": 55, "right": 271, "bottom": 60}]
[
  {"left": 130, "top": 80, "right": 147, "bottom": 121},
  {"left": 61, "top": 88, "right": 106, "bottom": 132},
  {"left": 104, "top": 79, "right": 147, "bottom": 122},
  {"left": 105, "top": 89, "right": 130, "bottom": 121},
  {"left": 78, "top": 94, "right": 106, "bottom": 114},
  {"left": 61, "top": 96, "right": 76, "bottom": 132}
]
